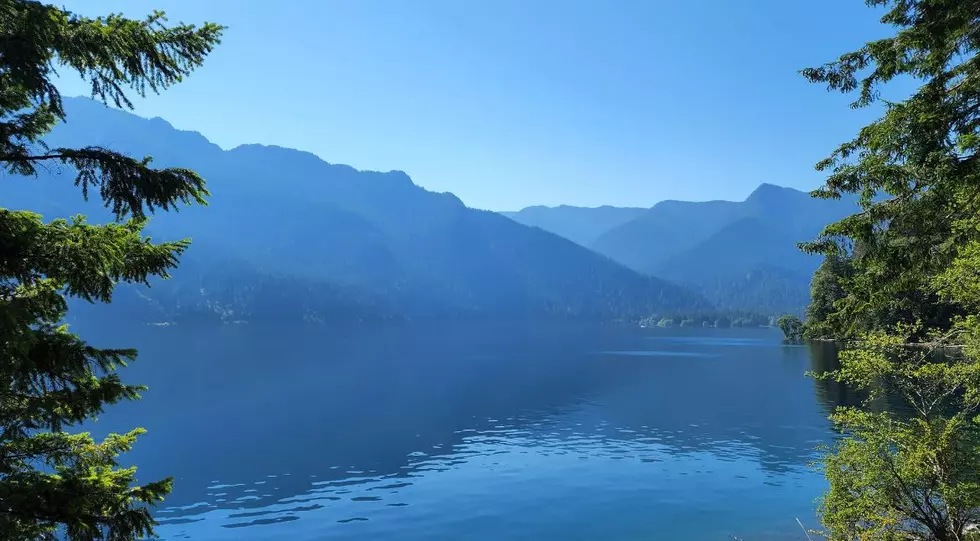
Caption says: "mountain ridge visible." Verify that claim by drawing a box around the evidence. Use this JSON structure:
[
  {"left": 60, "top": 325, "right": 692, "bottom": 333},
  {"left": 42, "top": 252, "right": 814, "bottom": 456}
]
[
  {"left": 502, "top": 205, "right": 647, "bottom": 247},
  {"left": 8, "top": 97, "right": 710, "bottom": 323},
  {"left": 503, "top": 182, "right": 860, "bottom": 314}
]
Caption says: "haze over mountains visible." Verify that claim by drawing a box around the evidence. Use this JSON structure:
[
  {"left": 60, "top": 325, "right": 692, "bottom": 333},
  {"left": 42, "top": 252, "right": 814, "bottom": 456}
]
[
  {"left": 4, "top": 98, "right": 707, "bottom": 323},
  {"left": 3, "top": 98, "right": 862, "bottom": 322},
  {"left": 501, "top": 206, "right": 646, "bottom": 247},
  {"left": 505, "top": 184, "right": 860, "bottom": 314}
]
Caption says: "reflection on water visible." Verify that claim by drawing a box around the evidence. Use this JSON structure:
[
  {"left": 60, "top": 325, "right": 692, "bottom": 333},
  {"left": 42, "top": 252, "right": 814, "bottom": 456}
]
[
  {"left": 79, "top": 323, "right": 850, "bottom": 541},
  {"left": 808, "top": 340, "right": 863, "bottom": 415},
  {"left": 807, "top": 340, "right": 910, "bottom": 420}
]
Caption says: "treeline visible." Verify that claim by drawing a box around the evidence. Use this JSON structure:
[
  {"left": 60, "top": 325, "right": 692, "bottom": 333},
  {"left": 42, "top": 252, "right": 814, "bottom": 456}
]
[
  {"left": 639, "top": 311, "right": 775, "bottom": 329},
  {"left": 97, "top": 263, "right": 711, "bottom": 325},
  {"left": 803, "top": 248, "right": 964, "bottom": 341},
  {"left": 694, "top": 267, "right": 810, "bottom": 316}
]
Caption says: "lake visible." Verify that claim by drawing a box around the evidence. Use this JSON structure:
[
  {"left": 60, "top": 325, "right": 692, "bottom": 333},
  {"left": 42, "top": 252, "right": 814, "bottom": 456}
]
[{"left": 82, "top": 322, "right": 846, "bottom": 540}]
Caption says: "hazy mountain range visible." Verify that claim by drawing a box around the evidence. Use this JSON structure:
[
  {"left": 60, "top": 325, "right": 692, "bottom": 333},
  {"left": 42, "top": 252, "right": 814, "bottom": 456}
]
[
  {"left": 500, "top": 206, "right": 646, "bottom": 247},
  {"left": 505, "top": 184, "right": 860, "bottom": 314},
  {"left": 4, "top": 98, "right": 708, "bottom": 323}
]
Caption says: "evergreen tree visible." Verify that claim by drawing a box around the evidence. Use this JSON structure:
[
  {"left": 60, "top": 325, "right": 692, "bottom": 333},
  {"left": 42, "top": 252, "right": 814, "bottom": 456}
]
[
  {"left": 805, "top": 254, "right": 853, "bottom": 339},
  {"left": 0, "top": 2, "right": 222, "bottom": 539},
  {"left": 776, "top": 314, "right": 804, "bottom": 343},
  {"left": 800, "top": 0, "right": 980, "bottom": 339}
]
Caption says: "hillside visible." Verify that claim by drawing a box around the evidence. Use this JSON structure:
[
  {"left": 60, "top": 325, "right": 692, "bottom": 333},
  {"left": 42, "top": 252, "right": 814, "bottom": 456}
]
[
  {"left": 502, "top": 205, "right": 646, "bottom": 247},
  {"left": 591, "top": 184, "right": 858, "bottom": 312},
  {"left": 499, "top": 184, "right": 859, "bottom": 314},
  {"left": 6, "top": 97, "right": 709, "bottom": 323},
  {"left": 590, "top": 199, "right": 737, "bottom": 274}
]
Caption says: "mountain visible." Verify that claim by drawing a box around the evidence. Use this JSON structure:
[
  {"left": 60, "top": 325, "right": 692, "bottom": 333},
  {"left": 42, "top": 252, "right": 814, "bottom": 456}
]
[
  {"left": 589, "top": 199, "right": 740, "bottom": 274},
  {"left": 588, "top": 183, "right": 858, "bottom": 313},
  {"left": 654, "top": 187, "right": 849, "bottom": 280},
  {"left": 591, "top": 184, "right": 847, "bottom": 276},
  {"left": 5, "top": 97, "right": 709, "bottom": 323},
  {"left": 692, "top": 266, "right": 814, "bottom": 316},
  {"left": 499, "top": 184, "right": 856, "bottom": 314},
  {"left": 499, "top": 188, "right": 848, "bottom": 315},
  {"left": 502, "top": 205, "right": 646, "bottom": 247}
]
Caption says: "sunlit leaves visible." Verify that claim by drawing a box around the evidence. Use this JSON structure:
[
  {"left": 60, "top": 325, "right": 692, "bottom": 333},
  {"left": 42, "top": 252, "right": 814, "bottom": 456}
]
[
  {"left": 1, "top": 211, "right": 190, "bottom": 301},
  {"left": 814, "top": 329, "right": 980, "bottom": 539},
  {"left": 0, "top": 430, "right": 174, "bottom": 541}
]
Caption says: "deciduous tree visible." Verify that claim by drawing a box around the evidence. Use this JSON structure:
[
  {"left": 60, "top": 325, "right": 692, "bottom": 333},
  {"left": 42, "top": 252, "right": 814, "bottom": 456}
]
[{"left": 814, "top": 328, "right": 980, "bottom": 540}]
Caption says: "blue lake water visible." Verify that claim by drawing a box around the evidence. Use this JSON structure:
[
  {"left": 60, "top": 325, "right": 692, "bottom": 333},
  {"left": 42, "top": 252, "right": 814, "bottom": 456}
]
[{"left": 85, "top": 323, "right": 845, "bottom": 540}]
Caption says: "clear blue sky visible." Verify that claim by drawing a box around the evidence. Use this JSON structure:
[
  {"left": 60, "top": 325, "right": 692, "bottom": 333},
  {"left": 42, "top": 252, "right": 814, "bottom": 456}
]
[{"left": 54, "top": 0, "right": 895, "bottom": 211}]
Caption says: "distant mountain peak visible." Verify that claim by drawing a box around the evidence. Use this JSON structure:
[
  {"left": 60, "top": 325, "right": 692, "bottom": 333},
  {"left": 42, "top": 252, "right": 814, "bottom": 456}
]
[
  {"left": 227, "top": 145, "right": 418, "bottom": 182},
  {"left": 587, "top": 180, "right": 858, "bottom": 314},
  {"left": 57, "top": 96, "right": 220, "bottom": 155},
  {"left": 227, "top": 143, "right": 340, "bottom": 165},
  {"left": 508, "top": 204, "right": 646, "bottom": 214},
  {"left": 501, "top": 205, "right": 649, "bottom": 247},
  {"left": 380, "top": 169, "right": 419, "bottom": 188},
  {"left": 746, "top": 183, "right": 802, "bottom": 200},
  {"left": 61, "top": 96, "right": 183, "bottom": 136}
]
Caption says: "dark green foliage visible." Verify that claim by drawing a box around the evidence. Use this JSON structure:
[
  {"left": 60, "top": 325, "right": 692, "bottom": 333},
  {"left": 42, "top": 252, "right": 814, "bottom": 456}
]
[
  {"left": 776, "top": 315, "right": 804, "bottom": 343},
  {"left": 639, "top": 310, "right": 773, "bottom": 329},
  {"left": 800, "top": 0, "right": 980, "bottom": 339},
  {"left": 805, "top": 255, "right": 854, "bottom": 339},
  {"left": 0, "top": 2, "right": 219, "bottom": 219},
  {"left": 0, "top": 2, "right": 222, "bottom": 539}
]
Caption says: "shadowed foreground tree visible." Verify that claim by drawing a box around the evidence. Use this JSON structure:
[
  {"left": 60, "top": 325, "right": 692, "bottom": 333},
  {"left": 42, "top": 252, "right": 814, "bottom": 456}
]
[
  {"left": 805, "top": 254, "right": 853, "bottom": 339},
  {"left": 0, "top": 2, "right": 222, "bottom": 539}
]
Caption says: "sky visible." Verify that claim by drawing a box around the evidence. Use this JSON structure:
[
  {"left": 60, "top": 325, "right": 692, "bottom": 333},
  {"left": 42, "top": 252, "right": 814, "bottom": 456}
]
[{"left": 54, "top": 0, "right": 898, "bottom": 211}]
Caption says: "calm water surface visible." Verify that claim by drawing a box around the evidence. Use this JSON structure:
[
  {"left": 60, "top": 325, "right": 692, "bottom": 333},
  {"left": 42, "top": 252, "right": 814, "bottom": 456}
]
[{"left": 85, "top": 323, "right": 845, "bottom": 540}]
